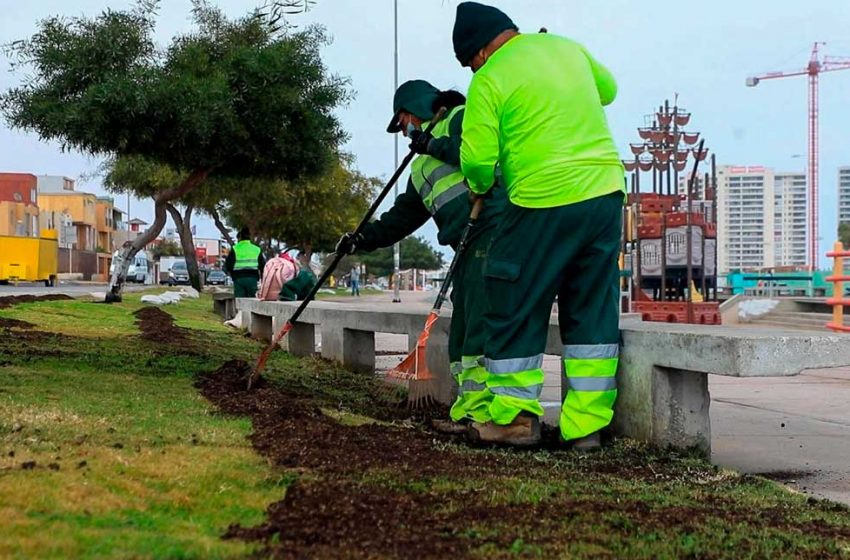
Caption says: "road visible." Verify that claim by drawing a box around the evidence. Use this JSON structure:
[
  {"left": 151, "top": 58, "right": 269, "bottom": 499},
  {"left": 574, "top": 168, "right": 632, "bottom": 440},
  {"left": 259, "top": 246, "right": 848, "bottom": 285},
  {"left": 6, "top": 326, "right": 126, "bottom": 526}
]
[{"left": 0, "top": 282, "right": 148, "bottom": 298}]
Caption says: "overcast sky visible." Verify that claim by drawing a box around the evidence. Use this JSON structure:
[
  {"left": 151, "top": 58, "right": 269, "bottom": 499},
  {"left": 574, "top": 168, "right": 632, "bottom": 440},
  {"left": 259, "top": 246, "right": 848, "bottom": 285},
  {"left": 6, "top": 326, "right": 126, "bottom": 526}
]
[{"left": 2, "top": 0, "right": 849, "bottom": 265}]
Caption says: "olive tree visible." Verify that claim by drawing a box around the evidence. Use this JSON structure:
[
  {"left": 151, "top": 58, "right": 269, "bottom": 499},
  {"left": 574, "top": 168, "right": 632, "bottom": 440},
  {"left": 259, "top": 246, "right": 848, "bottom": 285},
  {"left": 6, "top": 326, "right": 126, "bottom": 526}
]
[{"left": 2, "top": 0, "right": 349, "bottom": 300}]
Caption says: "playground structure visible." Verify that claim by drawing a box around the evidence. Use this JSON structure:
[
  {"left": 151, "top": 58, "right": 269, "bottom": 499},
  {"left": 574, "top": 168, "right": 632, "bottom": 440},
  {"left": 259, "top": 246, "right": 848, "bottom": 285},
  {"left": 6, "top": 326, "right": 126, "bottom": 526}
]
[{"left": 622, "top": 99, "right": 721, "bottom": 325}]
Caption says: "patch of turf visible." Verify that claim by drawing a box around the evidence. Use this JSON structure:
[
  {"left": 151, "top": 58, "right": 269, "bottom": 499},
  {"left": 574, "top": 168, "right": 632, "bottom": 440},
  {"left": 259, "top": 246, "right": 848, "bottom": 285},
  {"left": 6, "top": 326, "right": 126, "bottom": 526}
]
[{"left": 0, "top": 294, "right": 288, "bottom": 559}]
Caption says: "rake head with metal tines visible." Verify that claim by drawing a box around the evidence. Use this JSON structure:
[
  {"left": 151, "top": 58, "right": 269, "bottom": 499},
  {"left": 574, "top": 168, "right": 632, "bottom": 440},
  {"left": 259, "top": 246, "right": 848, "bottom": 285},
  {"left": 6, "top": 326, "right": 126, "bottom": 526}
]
[{"left": 381, "top": 311, "right": 441, "bottom": 409}]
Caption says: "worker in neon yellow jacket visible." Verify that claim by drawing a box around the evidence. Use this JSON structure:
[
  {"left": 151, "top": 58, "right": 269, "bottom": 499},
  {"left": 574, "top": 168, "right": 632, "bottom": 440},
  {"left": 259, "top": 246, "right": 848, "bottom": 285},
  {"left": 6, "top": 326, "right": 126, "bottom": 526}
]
[
  {"left": 336, "top": 80, "right": 507, "bottom": 428},
  {"left": 452, "top": 2, "right": 625, "bottom": 449}
]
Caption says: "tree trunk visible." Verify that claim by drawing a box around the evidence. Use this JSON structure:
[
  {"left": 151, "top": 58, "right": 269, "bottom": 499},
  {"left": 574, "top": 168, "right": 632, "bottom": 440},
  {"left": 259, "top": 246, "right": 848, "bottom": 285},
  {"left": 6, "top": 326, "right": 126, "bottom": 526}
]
[
  {"left": 167, "top": 203, "right": 201, "bottom": 291},
  {"left": 210, "top": 207, "right": 234, "bottom": 247},
  {"left": 106, "top": 168, "right": 210, "bottom": 302},
  {"left": 106, "top": 197, "right": 168, "bottom": 302}
]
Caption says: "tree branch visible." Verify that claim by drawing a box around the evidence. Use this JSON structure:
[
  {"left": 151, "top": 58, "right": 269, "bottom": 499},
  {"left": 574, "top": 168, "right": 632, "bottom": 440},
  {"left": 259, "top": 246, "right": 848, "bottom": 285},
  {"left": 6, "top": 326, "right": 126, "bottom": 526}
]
[
  {"left": 155, "top": 168, "right": 211, "bottom": 204},
  {"left": 211, "top": 206, "right": 234, "bottom": 246},
  {"left": 165, "top": 202, "right": 183, "bottom": 230}
]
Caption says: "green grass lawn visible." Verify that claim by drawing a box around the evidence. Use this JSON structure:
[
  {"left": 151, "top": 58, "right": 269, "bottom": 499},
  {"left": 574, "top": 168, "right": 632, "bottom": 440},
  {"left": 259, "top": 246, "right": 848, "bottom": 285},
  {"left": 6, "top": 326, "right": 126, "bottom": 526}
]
[
  {"left": 1, "top": 292, "right": 849, "bottom": 559},
  {"left": 0, "top": 293, "right": 289, "bottom": 559}
]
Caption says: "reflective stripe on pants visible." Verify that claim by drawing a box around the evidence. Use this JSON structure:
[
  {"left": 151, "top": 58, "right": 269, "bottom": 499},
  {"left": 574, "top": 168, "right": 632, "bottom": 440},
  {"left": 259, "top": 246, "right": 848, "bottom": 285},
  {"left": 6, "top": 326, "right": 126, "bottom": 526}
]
[
  {"left": 484, "top": 354, "right": 545, "bottom": 424},
  {"left": 450, "top": 355, "right": 492, "bottom": 423},
  {"left": 560, "top": 344, "right": 619, "bottom": 441}
]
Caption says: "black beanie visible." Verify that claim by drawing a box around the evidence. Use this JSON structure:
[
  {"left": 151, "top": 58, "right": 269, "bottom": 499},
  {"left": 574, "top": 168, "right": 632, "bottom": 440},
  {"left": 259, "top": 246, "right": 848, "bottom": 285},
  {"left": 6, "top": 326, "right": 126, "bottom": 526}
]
[{"left": 452, "top": 2, "right": 518, "bottom": 65}]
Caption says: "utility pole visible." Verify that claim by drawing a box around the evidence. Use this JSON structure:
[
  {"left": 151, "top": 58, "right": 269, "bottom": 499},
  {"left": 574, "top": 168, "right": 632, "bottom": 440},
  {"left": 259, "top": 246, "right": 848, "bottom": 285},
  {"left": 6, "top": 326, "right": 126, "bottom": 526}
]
[{"left": 391, "top": 0, "right": 401, "bottom": 302}]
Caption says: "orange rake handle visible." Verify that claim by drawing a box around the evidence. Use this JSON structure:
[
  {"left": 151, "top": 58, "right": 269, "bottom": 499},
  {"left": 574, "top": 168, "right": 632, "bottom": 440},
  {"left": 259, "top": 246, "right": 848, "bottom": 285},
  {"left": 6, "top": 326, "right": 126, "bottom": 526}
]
[
  {"left": 414, "top": 311, "right": 440, "bottom": 347},
  {"left": 248, "top": 320, "right": 294, "bottom": 389},
  {"left": 387, "top": 198, "right": 485, "bottom": 385},
  {"left": 388, "top": 311, "right": 440, "bottom": 382}
]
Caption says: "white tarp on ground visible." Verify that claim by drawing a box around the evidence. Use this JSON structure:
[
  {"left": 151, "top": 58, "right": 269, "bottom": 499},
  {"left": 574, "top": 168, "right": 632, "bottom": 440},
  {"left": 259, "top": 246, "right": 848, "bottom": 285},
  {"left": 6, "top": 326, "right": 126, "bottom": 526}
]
[
  {"left": 224, "top": 310, "right": 244, "bottom": 329},
  {"left": 139, "top": 288, "right": 198, "bottom": 305},
  {"left": 738, "top": 299, "right": 779, "bottom": 321}
]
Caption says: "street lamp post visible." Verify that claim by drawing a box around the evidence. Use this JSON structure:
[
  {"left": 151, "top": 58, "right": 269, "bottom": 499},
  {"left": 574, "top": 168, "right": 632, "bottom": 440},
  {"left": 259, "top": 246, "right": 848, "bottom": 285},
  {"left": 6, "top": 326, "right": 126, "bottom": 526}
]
[{"left": 391, "top": 0, "right": 401, "bottom": 302}]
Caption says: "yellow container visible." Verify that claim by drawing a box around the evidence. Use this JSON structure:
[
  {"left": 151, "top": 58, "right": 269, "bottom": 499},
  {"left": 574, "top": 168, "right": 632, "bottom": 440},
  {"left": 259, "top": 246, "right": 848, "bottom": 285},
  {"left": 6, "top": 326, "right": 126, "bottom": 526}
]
[{"left": 0, "top": 232, "right": 59, "bottom": 285}]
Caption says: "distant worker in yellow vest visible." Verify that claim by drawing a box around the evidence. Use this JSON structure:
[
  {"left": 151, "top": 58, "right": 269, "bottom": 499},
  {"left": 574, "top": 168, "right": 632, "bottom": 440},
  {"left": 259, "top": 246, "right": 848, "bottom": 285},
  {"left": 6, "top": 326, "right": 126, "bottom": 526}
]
[
  {"left": 453, "top": 2, "right": 625, "bottom": 449},
  {"left": 224, "top": 227, "right": 266, "bottom": 298},
  {"left": 336, "top": 80, "right": 507, "bottom": 429}
]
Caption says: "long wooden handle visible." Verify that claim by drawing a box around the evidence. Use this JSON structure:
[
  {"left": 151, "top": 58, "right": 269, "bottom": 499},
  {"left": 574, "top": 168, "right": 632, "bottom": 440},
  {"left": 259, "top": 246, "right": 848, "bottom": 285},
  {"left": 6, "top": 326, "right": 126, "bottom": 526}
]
[
  {"left": 431, "top": 196, "right": 485, "bottom": 312},
  {"left": 469, "top": 196, "right": 484, "bottom": 220},
  {"left": 285, "top": 107, "right": 449, "bottom": 327}
]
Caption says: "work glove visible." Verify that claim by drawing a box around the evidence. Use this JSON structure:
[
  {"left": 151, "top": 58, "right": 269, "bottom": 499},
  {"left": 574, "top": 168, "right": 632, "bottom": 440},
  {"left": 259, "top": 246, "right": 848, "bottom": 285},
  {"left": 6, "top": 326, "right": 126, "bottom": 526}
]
[
  {"left": 408, "top": 129, "right": 433, "bottom": 155},
  {"left": 335, "top": 232, "right": 363, "bottom": 255}
]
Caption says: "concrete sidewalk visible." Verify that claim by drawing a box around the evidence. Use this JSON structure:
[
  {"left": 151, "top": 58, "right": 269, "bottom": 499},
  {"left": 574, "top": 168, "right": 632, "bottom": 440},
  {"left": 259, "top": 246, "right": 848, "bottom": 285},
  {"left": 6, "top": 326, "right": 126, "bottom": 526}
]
[
  {"left": 710, "top": 368, "right": 850, "bottom": 505},
  {"left": 0, "top": 282, "right": 148, "bottom": 298}
]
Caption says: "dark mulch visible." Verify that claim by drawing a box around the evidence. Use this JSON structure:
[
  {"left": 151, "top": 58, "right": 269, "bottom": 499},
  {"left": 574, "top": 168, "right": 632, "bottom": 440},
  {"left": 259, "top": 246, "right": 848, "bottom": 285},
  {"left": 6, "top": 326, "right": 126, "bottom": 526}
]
[
  {"left": 0, "top": 324, "right": 70, "bottom": 361},
  {"left": 0, "top": 294, "right": 73, "bottom": 309},
  {"left": 197, "top": 360, "right": 850, "bottom": 559},
  {"left": 196, "top": 360, "right": 474, "bottom": 478},
  {"left": 0, "top": 317, "right": 35, "bottom": 330},
  {"left": 132, "top": 306, "right": 192, "bottom": 348},
  {"left": 223, "top": 480, "right": 469, "bottom": 559}
]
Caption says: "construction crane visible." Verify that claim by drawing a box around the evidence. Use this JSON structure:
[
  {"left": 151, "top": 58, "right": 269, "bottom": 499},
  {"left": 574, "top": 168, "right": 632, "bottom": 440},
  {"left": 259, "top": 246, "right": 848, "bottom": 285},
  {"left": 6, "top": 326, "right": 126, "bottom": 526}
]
[{"left": 747, "top": 42, "right": 850, "bottom": 270}]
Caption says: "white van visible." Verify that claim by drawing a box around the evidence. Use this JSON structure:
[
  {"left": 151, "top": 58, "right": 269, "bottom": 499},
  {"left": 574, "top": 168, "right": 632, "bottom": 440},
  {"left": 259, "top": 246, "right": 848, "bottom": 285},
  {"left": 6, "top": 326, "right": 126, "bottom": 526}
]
[{"left": 111, "top": 251, "right": 150, "bottom": 283}]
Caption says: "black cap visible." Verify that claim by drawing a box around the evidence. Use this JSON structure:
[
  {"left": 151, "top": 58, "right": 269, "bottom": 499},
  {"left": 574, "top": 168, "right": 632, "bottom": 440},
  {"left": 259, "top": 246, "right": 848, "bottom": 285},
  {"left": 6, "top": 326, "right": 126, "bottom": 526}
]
[{"left": 452, "top": 2, "right": 518, "bottom": 65}]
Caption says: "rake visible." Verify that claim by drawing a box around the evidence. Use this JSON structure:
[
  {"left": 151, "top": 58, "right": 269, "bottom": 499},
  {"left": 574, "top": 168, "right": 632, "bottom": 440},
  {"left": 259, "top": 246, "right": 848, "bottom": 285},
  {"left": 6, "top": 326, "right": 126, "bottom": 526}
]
[
  {"left": 384, "top": 197, "right": 484, "bottom": 408},
  {"left": 248, "top": 107, "right": 448, "bottom": 389}
]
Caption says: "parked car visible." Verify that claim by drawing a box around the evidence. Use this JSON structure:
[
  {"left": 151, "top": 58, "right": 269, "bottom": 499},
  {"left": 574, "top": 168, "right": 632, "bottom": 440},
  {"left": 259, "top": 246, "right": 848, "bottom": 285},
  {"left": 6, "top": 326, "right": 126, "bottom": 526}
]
[
  {"left": 206, "top": 270, "right": 228, "bottom": 286},
  {"left": 167, "top": 261, "right": 190, "bottom": 286},
  {"left": 110, "top": 250, "right": 149, "bottom": 283}
]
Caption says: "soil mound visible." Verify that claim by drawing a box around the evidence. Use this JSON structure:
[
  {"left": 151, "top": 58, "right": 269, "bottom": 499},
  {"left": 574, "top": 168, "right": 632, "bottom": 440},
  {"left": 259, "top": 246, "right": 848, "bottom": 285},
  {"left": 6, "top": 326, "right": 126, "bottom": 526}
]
[
  {"left": 197, "top": 360, "right": 478, "bottom": 477},
  {"left": 0, "top": 294, "right": 73, "bottom": 309},
  {"left": 0, "top": 317, "right": 35, "bottom": 329},
  {"left": 132, "top": 306, "right": 191, "bottom": 347}
]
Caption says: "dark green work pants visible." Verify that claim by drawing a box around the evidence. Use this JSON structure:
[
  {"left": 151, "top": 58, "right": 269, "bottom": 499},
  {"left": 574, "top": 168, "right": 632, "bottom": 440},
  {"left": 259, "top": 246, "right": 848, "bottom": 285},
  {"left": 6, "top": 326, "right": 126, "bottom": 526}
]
[
  {"left": 481, "top": 191, "right": 623, "bottom": 440},
  {"left": 447, "top": 229, "right": 494, "bottom": 423},
  {"left": 233, "top": 275, "right": 259, "bottom": 298}
]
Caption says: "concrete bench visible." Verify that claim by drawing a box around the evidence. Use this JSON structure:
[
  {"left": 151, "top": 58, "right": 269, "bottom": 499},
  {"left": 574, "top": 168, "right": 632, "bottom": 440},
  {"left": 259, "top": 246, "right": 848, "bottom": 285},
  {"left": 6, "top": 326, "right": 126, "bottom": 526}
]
[
  {"left": 212, "top": 292, "right": 236, "bottom": 320},
  {"left": 236, "top": 298, "right": 850, "bottom": 456}
]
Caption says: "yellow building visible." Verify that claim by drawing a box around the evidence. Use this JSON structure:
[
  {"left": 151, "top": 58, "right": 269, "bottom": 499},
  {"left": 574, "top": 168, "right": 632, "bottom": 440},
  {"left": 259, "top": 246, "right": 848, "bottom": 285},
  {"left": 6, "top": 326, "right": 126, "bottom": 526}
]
[
  {"left": 38, "top": 192, "right": 97, "bottom": 251},
  {"left": 95, "top": 196, "right": 124, "bottom": 253},
  {"left": 38, "top": 186, "right": 125, "bottom": 281},
  {"left": 0, "top": 200, "right": 39, "bottom": 237}
]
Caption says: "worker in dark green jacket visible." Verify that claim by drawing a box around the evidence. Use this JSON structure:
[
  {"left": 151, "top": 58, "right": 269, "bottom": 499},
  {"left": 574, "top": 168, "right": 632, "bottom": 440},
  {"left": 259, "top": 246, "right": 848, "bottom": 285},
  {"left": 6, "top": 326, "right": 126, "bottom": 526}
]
[
  {"left": 336, "top": 79, "right": 507, "bottom": 428},
  {"left": 453, "top": 2, "right": 625, "bottom": 449},
  {"left": 224, "top": 228, "right": 266, "bottom": 298},
  {"left": 279, "top": 266, "right": 317, "bottom": 301}
]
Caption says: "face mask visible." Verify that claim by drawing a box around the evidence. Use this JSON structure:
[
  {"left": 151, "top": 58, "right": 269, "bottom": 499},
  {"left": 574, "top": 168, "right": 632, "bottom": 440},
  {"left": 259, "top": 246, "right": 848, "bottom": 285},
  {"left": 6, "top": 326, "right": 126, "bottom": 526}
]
[{"left": 405, "top": 122, "right": 418, "bottom": 137}]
